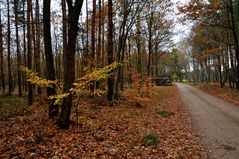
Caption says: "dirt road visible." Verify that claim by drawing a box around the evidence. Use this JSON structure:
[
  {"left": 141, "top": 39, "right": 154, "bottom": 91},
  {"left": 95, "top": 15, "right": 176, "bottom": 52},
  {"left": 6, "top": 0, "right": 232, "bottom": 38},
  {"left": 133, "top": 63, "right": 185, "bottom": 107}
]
[{"left": 177, "top": 83, "right": 239, "bottom": 159}]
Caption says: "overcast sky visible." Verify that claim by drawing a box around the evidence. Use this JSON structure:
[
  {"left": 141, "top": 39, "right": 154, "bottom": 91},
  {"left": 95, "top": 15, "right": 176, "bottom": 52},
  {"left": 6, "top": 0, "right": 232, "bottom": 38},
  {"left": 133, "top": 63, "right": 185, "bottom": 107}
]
[{"left": 170, "top": 0, "right": 192, "bottom": 45}]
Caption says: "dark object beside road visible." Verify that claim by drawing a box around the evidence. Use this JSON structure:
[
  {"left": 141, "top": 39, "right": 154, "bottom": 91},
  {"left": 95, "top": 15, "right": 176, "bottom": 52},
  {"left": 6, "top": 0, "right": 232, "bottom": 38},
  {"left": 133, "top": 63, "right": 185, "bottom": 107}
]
[{"left": 155, "top": 77, "right": 172, "bottom": 86}]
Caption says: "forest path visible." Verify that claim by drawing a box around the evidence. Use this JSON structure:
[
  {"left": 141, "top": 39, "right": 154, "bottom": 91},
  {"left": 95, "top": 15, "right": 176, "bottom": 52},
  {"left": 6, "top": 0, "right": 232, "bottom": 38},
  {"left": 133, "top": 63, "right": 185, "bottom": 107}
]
[{"left": 177, "top": 83, "right": 239, "bottom": 159}]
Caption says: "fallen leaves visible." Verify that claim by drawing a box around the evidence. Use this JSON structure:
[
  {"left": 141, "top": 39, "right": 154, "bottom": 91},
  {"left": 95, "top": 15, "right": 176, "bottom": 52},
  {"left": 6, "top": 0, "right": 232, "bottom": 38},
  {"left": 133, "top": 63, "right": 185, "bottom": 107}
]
[
  {"left": 196, "top": 83, "right": 239, "bottom": 107},
  {"left": 0, "top": 85, "right": 207, "bottom": 158}
]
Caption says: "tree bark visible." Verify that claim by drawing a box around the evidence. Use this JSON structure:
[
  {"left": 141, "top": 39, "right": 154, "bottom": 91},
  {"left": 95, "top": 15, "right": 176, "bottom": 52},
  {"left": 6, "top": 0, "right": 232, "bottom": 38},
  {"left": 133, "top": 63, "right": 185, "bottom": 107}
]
[
  {"left": 27, "top": 0, "right": 33, "bottom": 105},
  {"left": 96, "top": 0, "right": 102, "bottom": 89},
  {"left": 0, "top": 4, "right": 5, "bottom": 93},
  {"left": 7, "top": 0, "right": 13, "bottom": 95},
  {"left": 43, "top": 0, "right": 58, "bottom": 117},
  {"left": 14, "top": 0, "right": 22, "bottom": 96},
  {"left": 23, "top": 1, "right": 28, "bottom": 92},
  {"left": 61, "top": 0, "right": 67, "bottom": 77},
  {"left": 90, "top": 0, "right": 96, "bottom": 93},
  {"left": 36, "top": 0, "right": 41, "bottom": 94},
  {"left": 57, "top": 0, "right": 84, "bottom": 129},
  {"left": 107, "top": 0, "right": 114, "bottom": 102}
]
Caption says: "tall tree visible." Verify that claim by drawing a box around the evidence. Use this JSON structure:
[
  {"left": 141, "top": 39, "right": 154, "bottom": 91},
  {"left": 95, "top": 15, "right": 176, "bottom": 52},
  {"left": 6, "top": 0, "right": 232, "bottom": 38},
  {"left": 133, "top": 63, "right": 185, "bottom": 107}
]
[
  {"left": 96, "top": 0, "right": 102, "bottom": 89},
  {"left": 14, "top": 0, "right": 22, "bottom": 96},
  {"left": 61, "top": 0, "right": 67, "bottom": 74},
  {"left": 27, "top": 0, "right": 33, "bottom": 105},
  {"left": 23, "top": 0, "right": 28, "bottom": 92},
  {"left": 107, "top": 0, "right": 114, "bottom": 101},
  {"left": 57, "top": 0, "right": 84, "bottom": 128},
  {"left": 43, "top": 0, "right": 59, "bottom": 118},
  {"left": 0, "top": 3, "right": 5, "bottom": 92},
  {"left": 90, "top": 0, "right": 96, "bottom": 92},
  {"left": 35, "top": 0, "right": 41, "bottom": 94},
  {"left": 7, "top": 0, "right": 13, "bottom": 95}
]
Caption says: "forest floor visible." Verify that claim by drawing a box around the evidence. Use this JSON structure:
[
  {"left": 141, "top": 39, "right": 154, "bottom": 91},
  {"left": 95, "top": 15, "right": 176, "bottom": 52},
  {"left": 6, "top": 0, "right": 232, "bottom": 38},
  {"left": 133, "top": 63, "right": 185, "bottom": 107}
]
[
  {"left": 193, "top": 82, "right": 239, "bottom": 107},
  {"left": 0, "top": 85, "right": 207, "bottom": 159}
]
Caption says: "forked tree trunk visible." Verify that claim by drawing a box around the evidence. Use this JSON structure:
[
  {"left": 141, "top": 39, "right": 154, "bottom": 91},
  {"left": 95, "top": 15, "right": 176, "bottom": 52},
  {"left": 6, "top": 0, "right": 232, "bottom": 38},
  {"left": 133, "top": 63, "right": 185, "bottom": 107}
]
[{"left": 57, "top": 0, "right": 84, "bottom": 129}]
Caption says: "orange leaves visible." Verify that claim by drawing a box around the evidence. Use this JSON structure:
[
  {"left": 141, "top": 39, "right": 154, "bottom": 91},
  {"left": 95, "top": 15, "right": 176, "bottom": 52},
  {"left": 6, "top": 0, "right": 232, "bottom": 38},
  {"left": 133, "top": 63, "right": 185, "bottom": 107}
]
[
  {"left": 197, "top": 48, "right": 224, "bottom": 61},
  {"left": 179, "top": 0, "right": 222, "bottom": 21},
  {"left": 197, "top": 83, "right": 239, "bottom": 107},
  {"left": 0, "top": 85, "right": 207, "bottom": 158}
]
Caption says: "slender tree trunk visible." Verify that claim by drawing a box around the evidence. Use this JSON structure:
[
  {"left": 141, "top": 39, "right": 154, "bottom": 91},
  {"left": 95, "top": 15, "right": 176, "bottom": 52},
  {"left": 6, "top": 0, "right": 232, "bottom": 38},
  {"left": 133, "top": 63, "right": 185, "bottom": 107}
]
[
  {"left": 7, "top": 0, "right": 13, "bottom": 95},
  {"left": 147, "top": 12, "right": 153, "bottom": 76},
  {"left": 43, "top": 0, "right": 59, "bottom": 117},
  {"left": 31, "top": 5, "right": 36, "bottom": 92},
  {"left": 27, "top": 0, "right": 33, "bottom": 105},
  {"left": 14, "top": 0, "right": 22, "bottom": 96},
  {"left": 102, "top": 0, "right": 105, "bottom": 66},
  {"left": 61, "top": 0, "right": 67, "bottom": 77},
  {"left": 0, "top": 4, "right": 5, "bottom": 93},
  {"left": 23, "top": 2, "right": 28, "bottom": 92},
  {"left": 86, "top": 0, "right": 89, "bottom": 48},
  {"left": 36, "top": 0, "right": 41, "bottom": 94},
  {"left": 96, "top": 0, "right": 102, "bottom": 89},
  {"left": 136, "top": 15, "right": 142, "bottom": 74},
  {"left": 107, "top": 0, "right": 114, "bottom": 102},
  {"left": 90, "top": 0, "right": 96, "bottom": 93}
]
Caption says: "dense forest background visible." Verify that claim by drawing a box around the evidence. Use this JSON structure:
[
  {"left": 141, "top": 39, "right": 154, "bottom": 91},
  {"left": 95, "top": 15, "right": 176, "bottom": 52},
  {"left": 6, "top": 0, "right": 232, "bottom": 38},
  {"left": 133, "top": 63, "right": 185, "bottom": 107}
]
[{"left": 0, "top": 0, "right": 239, "bottom": 128}]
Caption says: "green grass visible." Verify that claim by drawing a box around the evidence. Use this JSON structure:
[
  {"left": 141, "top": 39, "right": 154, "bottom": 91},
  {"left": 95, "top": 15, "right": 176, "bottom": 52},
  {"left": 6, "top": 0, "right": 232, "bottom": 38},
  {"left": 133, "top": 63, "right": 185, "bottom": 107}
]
[
  {"left": 141, "top": 132, "right": 159, "bottom": 146},
  {"left": 150, "top": 86, "right": 166, "bottom": 99},
  {"left": 157, "top": 110, "right": 174, "bottom": 117},
  {"left": 0, "top": 95, "right": 28, "bottom": 117}
]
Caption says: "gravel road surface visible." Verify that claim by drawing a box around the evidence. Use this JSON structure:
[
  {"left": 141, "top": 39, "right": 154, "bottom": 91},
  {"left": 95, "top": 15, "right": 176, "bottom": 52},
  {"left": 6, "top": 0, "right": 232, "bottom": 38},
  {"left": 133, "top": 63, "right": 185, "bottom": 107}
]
[{"left": 177, "top": 83, "right": 239, "bottom": 159}]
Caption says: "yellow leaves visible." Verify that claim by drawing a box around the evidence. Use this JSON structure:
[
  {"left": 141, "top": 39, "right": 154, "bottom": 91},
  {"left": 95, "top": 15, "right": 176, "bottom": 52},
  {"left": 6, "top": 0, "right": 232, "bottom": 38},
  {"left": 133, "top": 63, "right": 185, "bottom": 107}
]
[
  {"left": 49, "top": 93, "right": 70, "bottom": 105},
  {"left": 20, "top": 66, "right": 56, "bottom": 88},
  {"left": 77, "top": 116, "right": 93, "bottom": 128},
  {"left": 21, "top": 62, "right": 121, "bottom": 104}
]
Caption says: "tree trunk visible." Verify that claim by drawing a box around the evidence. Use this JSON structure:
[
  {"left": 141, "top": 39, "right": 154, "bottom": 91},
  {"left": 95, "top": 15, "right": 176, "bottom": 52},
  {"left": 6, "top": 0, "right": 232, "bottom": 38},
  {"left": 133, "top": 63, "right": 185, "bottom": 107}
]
[
  {"left": 7, "top": 0, "right": 13, "bottom": 95},
  {"left": 23, "top": 2, "right": 28, "bottom": 92},
  {"left": 31, "top": 5, "right": 36, "bottom": 92},
  {"left": 61, "top": 0, "right": 67, "bottom": 77},
  {"left": 0, "top": 4, "right": 5, "bottom": 93},
  {"left": 96, "top": 0, "right": 102, "bottom": 89},
  {"left": 14, "top": 0, "right": 22, "bottom": 96},
  {"left": 107, "top": 0, "right": 114, "bottom": 102},
  {"left": 136, "top": 15, "right": 142, "bottom": 74},
  {"left": 27, "top": 0, "right": 33, "bottom": 105},
  {"left": 90, "top": 0, "right": 96, "bottom": 93},
  {"left": 57, "top": 0, "right": 84, "bottom": 129},
  {"left": 43, "top": 0, "right": 59, "bottom": 117},
  {"left": 147, "top": 12, "right": 153, "bottom": 76},
  {"left": 36, "top": 0, "right": 41, "bottom": 94}
]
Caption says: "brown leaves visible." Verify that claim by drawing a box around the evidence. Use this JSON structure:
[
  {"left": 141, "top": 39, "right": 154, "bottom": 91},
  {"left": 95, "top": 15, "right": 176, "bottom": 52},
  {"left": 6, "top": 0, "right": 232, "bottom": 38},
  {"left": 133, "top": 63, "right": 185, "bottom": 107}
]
[
  {"left": 0, "top": 85, "right": 207, "bottom": 158},
  {"left": 197, "top": 83, "right": 239, "bottom": 107}
]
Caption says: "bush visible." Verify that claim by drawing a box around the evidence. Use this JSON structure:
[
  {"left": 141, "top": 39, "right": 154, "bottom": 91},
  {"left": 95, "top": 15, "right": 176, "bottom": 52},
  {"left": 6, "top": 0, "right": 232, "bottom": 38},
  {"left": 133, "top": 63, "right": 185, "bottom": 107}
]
[{"left": 142, "top": 132, "right": 159, "bottom": 146}]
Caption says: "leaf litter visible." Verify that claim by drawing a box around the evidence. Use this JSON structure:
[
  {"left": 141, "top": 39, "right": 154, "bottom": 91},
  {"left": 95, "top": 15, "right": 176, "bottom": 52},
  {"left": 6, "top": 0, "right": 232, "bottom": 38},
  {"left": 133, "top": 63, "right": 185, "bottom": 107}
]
[{"left": 0, "top": 85, "right": 207, "bottom": 158}]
